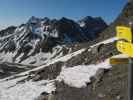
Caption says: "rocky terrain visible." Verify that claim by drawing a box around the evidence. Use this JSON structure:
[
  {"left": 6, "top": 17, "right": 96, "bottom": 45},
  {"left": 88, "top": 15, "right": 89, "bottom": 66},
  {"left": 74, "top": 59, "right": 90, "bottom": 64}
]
[{"left": 0, "top": 1, "right": 132, "bottom": 100}]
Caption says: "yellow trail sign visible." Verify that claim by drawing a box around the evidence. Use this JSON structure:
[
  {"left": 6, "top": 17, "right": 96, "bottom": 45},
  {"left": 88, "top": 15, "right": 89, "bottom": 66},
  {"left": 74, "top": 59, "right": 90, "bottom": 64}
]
[
  {"left": 109, "top": 58, "right": 129, "bottom": 65},
  {"left": 116, "top": 26, "right": 132, "bottom": 43},
  {"left": 116, "top": 26, "right": 133, "bottom": 100},
  {"left": 117, "top": 41, "right": 133, "bottom": 57}
]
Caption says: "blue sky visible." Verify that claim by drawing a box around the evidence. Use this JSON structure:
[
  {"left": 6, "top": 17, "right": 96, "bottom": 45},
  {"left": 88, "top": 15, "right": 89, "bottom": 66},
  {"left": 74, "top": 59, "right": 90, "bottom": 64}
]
[{"left": 0, "top": 0, "right": 126, "bottom": 29}]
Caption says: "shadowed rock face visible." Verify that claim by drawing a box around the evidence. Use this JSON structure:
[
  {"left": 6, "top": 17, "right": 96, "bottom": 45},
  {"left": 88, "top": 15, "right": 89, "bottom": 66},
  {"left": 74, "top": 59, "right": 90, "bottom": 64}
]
[{"left": 79, "top": 16, "right": 107, "bottom": 40}]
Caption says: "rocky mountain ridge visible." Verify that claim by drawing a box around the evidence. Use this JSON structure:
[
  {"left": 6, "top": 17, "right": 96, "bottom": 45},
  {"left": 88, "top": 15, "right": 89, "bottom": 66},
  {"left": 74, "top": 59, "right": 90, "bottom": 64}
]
[{"left": 0, "top": 16, "right": 107, "bottom": 66}]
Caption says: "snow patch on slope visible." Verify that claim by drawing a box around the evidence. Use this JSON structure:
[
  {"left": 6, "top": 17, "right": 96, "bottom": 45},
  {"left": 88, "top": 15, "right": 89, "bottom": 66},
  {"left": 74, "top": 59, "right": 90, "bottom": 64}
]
[
  {"left": 91, "top": 37, "right": 117, "bottom": 48},
  {"left": 0, "top": 77, "right": 55, "bottom": 100},
  {"left": 57, "top": 59, "right": 111, "bottom": 88},
  {"left": 0, "top": 45, "right": 64, "bottom": 66}
]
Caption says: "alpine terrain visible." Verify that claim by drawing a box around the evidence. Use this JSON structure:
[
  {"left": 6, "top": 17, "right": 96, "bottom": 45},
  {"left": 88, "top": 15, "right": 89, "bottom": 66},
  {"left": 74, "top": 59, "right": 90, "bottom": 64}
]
[{"left": 0, "top": 0, "right": 131, "bottom": 100}]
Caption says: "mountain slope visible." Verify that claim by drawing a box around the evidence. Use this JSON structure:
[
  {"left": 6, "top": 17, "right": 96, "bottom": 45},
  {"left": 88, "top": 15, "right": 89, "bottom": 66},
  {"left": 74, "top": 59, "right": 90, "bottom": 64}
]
[
  {"left": 0, "top": 36, "right": 121, "bottom": 100},
  {"left": 0, "top": 16, "right": 107, "bottom": 66}
]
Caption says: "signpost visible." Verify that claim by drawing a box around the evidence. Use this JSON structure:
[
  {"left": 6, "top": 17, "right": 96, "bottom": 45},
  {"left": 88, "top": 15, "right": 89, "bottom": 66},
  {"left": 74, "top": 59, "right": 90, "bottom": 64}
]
[{"left": 114, "top": 26, "right": 133, "bottom": 100}]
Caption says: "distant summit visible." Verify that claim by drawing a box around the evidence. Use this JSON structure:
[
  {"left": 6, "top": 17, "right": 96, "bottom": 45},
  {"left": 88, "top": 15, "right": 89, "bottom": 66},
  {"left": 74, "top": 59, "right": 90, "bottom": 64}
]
[{"left": 79, "top": 16, "right": 107, "bottom": 39}]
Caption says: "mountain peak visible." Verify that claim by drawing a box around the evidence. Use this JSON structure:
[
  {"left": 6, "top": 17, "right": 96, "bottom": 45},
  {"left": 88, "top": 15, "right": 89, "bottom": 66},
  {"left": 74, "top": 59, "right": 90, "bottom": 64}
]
[{"left": 28, "top": 16, "right": 41, "bottom": 24}]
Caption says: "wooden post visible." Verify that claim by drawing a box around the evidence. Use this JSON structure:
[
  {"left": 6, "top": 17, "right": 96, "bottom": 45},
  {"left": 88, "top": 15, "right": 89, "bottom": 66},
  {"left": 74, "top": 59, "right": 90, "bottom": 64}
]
[{"left": 128, "top": 58, "right": 133, "bottom": 100}]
